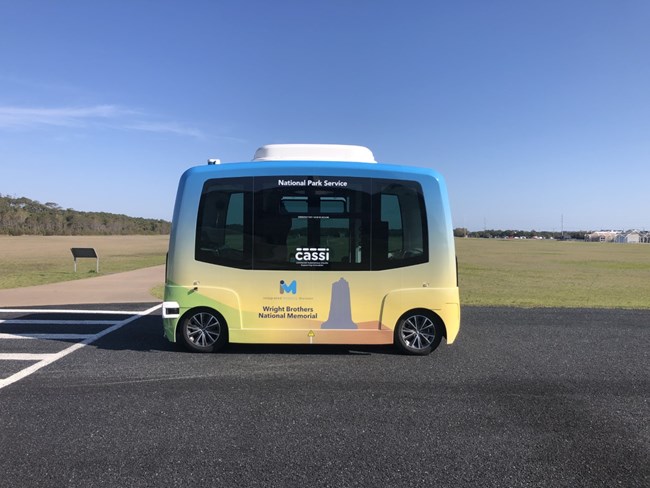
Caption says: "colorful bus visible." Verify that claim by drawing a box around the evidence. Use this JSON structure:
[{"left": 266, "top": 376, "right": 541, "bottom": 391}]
[{"left": 163, "top": 144, "right": 460, "bottom": 355}]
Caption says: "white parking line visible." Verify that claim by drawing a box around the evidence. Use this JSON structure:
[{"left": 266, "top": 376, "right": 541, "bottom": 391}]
[
  {"left": 0, "top": 304, "right": 161, "bottom": 390},
  {"left": 0, "top": 333, "right": 95, "bottom": 340},
  {"left": 0, "top": 353, "right": 56, "bottom": 361},
  {"left": 0, "top": 320, "right": 117, "bottom": 325},
  {"left": 0, "top": 308, "right": 146, "bottom": 315},
  {"left": 0, "top": 352, "right": 54, "bottom": 361}
]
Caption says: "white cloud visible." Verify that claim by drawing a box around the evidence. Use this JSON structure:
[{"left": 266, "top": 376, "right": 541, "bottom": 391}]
[
  {"left": 0, "top": 104, "right": 203, "bottom": 138},
  {"left": 0, "top": 105, "right": 124, "bottom": 128},
  {"left": 124, "top": 121, "right": 204, "bottom": 138}
]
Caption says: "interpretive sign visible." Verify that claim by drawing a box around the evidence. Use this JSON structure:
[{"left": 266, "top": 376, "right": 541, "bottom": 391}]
[{"left": 70, "top": 247, "right": 99, "bottom": 273}]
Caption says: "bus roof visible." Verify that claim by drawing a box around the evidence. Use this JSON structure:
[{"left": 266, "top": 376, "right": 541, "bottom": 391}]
[{"left": 252, "top": 144, "right": 376, "bottom": 163}]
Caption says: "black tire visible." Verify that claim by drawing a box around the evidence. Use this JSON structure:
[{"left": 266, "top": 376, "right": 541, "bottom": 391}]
[
  {"left": 178, "top": 308, "right": 228, "bottom": 353},
  {"left": 394, "top": 310, "right": 443, "bottom": 356}
]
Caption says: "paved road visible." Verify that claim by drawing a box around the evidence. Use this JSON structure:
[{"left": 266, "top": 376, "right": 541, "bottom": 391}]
[
  {"left": 0, "top": 306, "right": 648, "bottom": 487},
  {"left": 0, "top": 265, "right": 164, "bottom": 307}
]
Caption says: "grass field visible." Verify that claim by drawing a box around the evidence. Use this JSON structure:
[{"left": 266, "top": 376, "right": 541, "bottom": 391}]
[
  {"left": 1, "top": 235, "right": 649, "bottom": 309},
  {"left": 456, "top": 238, "right": 650, "bottom": 309},
  {"left": 0, "top": 235, "right": 168, "bottom": 289}
]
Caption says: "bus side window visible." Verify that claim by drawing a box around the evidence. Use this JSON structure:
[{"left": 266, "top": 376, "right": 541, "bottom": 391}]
[
  {"left": 372, "top": 180, "right": 428, "bottom": 270},
  {"left": 196, "top": 179, "right": 252, "bottom": 268},
  {"left": 200, "top": 192, "right": 244, "bottom": 253},
  {"left": 380, "top": 193, "right": 404, "bottom": 259},
  {"left": 199, "top": 192, "right": 227, "bottom": 250},
  {"left": 224, "top": 192, "right": 244, "bottom": 252}
]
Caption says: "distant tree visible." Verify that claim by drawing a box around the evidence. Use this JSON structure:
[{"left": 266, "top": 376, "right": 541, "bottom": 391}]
[{"left": 0, "top": 194, "right": 171, "bottom": 236}]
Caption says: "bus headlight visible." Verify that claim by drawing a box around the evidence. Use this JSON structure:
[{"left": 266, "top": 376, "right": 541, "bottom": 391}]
[{"left": 162, "top": 301, "right": 180, "bottom": 319}]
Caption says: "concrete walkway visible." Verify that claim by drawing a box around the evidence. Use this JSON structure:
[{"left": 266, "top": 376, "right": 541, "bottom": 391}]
[{"left": 0, "top": 265, "right": 165, "bottom": 307}]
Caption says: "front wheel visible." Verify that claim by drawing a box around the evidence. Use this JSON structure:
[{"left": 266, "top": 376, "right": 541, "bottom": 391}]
[
  {"left": 179, "top": 308, "right": 228, "bottom": 353},
  {"left": 394, "top": 311, "right": 443, "bottom": 356}
]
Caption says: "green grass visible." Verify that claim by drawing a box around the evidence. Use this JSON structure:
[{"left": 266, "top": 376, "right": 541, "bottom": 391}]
[
  {"left": 456, "top": 238, "right": 650, "bottom": 309},
  {"left": 0, "top": 235, "right": 168, "bottom": 289},
  {"left": 150, "top": 284, "right": 165, "bottom": 300},
  {"left": 2, "top": 235, "right": 649, "bottom": 310}
]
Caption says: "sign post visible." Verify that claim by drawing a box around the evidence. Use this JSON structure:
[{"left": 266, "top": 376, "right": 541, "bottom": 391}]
[{"left": 70, "top": 248, "right": 99, "bottom": 273}]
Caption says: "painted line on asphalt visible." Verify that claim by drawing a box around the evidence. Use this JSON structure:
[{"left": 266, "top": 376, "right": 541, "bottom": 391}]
[
  {"left": 0, "top": 319, "right": 117, "bottom": 325},
  {"left": 0, "top": 333, "right": 95, "bottom": 340},
  {"left": 0, "top": 304, "right": 162, "bottom": 391},
  {"left": 0, "top": 353, "right": 56, "bottom": 361},
  {"left": 0, "top": 309, "right": 148, "bottom": 315}
]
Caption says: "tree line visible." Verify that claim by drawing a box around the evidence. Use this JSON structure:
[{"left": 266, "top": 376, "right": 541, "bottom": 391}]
[
  {"left": 0, "top": 195, "right": 171, "bottom": 236},
  {"left": 453, "top": 228, "right": 588, "bottom": 240}
]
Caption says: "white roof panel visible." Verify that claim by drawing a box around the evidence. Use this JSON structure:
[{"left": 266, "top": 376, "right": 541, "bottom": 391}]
[{"left": 253, "top": 144, "right": 376, "bottom": 163}]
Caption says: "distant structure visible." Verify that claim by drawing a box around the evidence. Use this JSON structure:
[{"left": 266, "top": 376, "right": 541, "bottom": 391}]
[
  {"left": 585, "top": 230, "right": 647, "bottom": 244},
  {"left": 585, "top": 231, "right": 620, "bottom": 242},
  {"left": 615, "top": 231, "right": 640, "bottom": 244}
]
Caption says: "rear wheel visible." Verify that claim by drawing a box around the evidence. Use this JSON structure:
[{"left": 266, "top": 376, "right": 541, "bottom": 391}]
[
  {"left": 394, "top": 311, "right": 443, "bottom": 356},
  {"left": 179, "top": 308, "right": 228, "bottom": 353}
]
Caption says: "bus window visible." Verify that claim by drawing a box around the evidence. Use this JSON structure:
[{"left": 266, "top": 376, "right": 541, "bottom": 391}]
[
  {"left": 372, "top": 180, "right": 428, "bottom": 270},
  {"left": 320, "top": 197, "right": 347, "bottom": 213},
  {"left": 252, "top": 176, "right": 371, "bottom": 271},
  {"left": 224, "top": 193, "right": 244, "bottom": 252},
  {"left": 381, "top": 193, "right": 403, "bottom": 256},
  {"left": 195, "top": 176, "right": 427, "bottom": 271},
  {"left": 195, "top": 178, "right": 253, "bottom": 269}
]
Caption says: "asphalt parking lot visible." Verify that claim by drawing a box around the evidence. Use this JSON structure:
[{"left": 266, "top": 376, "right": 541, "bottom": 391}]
[{"left": 0, "top": 305, "right": 648, "bottom": 488}]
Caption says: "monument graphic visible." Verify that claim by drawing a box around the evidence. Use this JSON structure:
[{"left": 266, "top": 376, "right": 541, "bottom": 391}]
[{"left": 321, "top": 278, "right": 358, "bottom": 329}]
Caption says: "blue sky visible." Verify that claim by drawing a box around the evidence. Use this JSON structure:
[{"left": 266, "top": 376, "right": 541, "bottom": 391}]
[{"left": 1, "top": 0, "right": 649, "bottom": 231}]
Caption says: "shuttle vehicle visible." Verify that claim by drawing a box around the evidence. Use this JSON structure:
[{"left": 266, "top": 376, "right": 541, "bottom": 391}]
[{"left": 163, "top": 144, "right": 460, "bottom": 355}]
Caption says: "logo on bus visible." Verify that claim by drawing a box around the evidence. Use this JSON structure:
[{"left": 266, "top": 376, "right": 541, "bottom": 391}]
[
  {"left": 294, "top": 247, "right": 330, "bottom": 263},
  {"left": 279, "top": 280, "right": 297, "bottom": 294}
]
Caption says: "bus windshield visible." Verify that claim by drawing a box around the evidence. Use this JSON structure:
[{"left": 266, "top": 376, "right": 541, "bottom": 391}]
[{"left": 195, "top": 175, "right": 428, "bottom": 271}]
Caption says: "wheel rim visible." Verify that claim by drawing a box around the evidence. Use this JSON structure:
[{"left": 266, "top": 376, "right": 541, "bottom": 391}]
[
  {"left": 401, "top": 315, "right": 436, "bottom": 350},
  {"left": 186, "top": 312, "right": 221, "bottom": 347}
]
